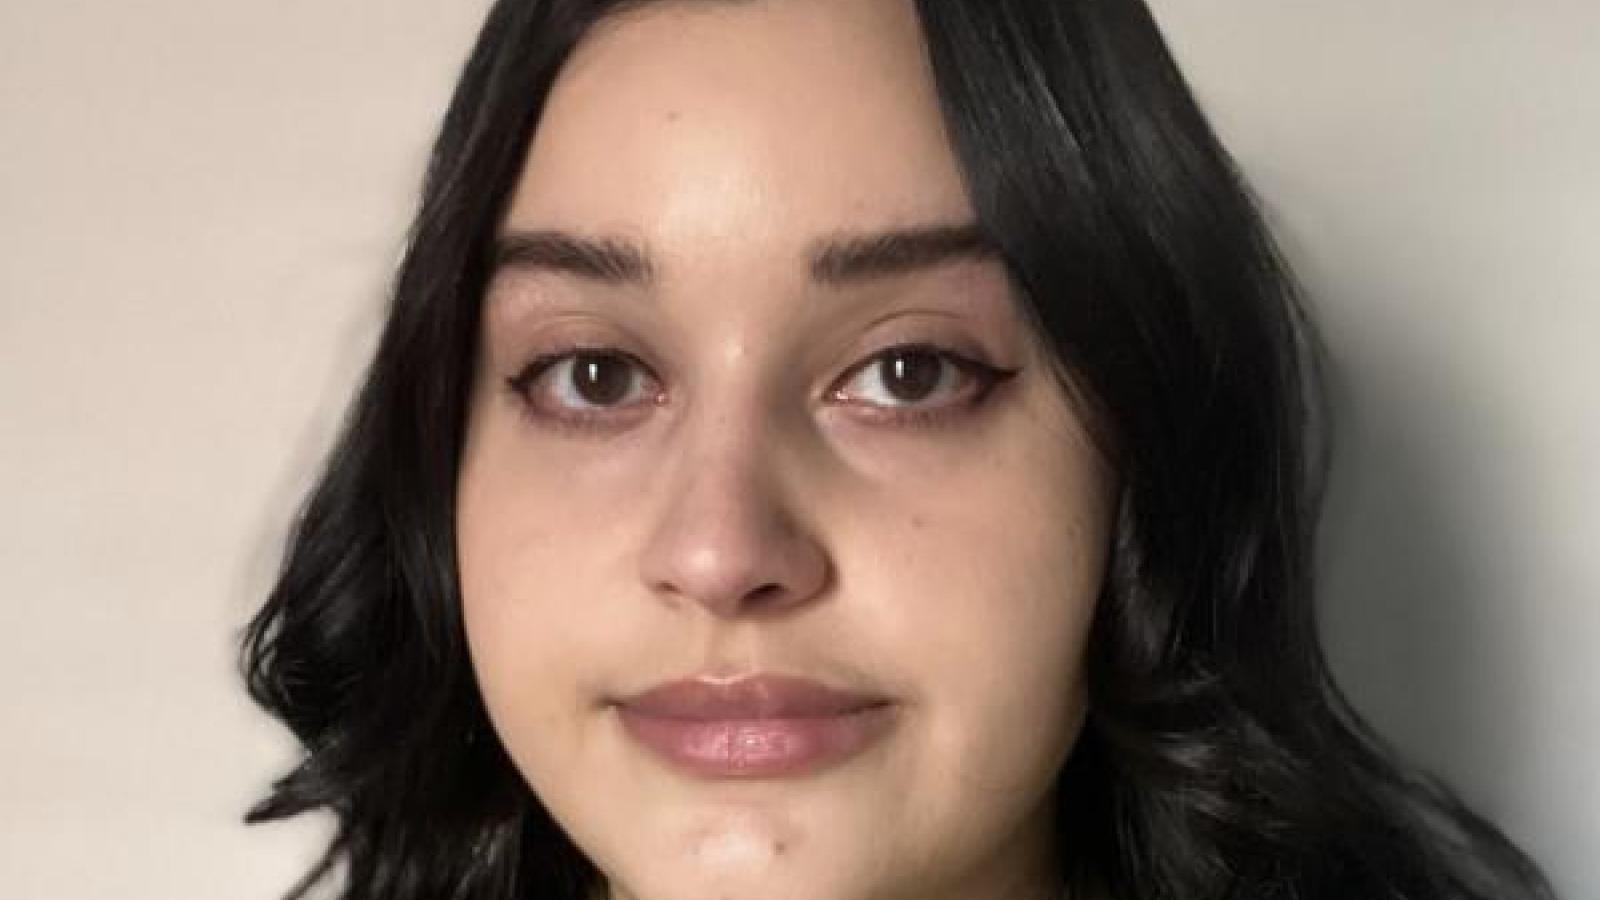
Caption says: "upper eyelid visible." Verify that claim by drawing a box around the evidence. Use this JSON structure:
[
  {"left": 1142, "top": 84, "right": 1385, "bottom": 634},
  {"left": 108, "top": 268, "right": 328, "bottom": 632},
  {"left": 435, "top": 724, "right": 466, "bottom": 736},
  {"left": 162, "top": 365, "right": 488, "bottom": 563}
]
[{"left": 835, "top": 343, "right": 983, "bottom": 377}]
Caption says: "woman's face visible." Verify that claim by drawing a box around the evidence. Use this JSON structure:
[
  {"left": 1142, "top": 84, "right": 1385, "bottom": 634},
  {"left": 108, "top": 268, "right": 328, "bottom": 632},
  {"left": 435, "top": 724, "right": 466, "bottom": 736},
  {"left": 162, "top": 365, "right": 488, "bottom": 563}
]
[{"left": 457, "top": 2, "right": 1116, "bottom": 900}]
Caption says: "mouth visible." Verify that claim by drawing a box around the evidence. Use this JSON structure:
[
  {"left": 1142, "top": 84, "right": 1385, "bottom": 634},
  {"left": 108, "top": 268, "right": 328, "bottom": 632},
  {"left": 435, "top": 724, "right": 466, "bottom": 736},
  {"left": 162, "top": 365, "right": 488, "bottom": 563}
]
[{"left": 610, "top": 673, "right": 898, "bottom": 779}]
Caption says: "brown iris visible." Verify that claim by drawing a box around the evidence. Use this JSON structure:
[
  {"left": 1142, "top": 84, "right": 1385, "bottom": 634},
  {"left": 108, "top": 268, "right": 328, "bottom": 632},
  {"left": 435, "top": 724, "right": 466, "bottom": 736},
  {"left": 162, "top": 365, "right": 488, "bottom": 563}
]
[
  {"left": 571, "top": 352, "right": 635, "bottom": 406},
  {"left": 879, "top": 348, "right": 945, "bottom": 403}
]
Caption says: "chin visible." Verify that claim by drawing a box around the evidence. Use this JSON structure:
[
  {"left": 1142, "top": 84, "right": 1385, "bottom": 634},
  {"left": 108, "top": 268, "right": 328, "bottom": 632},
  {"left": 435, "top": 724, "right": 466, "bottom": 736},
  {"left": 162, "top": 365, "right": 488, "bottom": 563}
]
[
  {"left": 574, "top": 784, "right": 906, "bottom": 900},
  {"left": 603, "top": 855, "right": 880, "bottom": 900}
]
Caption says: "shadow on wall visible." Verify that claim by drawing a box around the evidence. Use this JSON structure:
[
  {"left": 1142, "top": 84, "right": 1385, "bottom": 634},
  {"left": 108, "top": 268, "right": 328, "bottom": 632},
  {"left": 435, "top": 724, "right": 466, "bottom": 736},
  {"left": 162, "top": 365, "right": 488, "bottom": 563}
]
[{"left": 1315, "top": 335, "right": 1538, "bottom": 822}]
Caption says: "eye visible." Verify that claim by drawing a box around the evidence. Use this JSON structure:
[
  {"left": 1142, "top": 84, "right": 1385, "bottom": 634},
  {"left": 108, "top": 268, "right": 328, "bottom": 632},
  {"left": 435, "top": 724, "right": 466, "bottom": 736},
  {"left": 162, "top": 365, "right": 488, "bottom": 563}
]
[
  {"left": 505, "top": 342, "right": 1017, "bottom": 435},
  {"left": 827, "top": 343, "right": 1016, "bottom": 420},
  {"left": 507, "top": 348, "right": 662, "bottom": 430}
]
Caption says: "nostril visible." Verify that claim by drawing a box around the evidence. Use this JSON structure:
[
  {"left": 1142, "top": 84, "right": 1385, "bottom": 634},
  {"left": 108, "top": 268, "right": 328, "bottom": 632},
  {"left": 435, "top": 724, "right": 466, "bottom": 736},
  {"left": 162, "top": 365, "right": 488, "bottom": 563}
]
[{"left": 745, "top": 583, "right": 786, "bottom": 606}]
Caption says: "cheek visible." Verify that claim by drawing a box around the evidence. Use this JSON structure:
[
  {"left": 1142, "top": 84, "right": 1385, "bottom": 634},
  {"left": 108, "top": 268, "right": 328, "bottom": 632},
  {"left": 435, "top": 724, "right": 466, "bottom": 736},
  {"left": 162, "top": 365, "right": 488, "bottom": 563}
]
[
  {"left": 906, "top": 523, "right": 1099, "bottom": 742},
  {"left": 456, "top": 490, "right": 572, "bottom": 777},
  {"left": 454, "top": 422, "right": 630, "bottom": 787},
  {"left": 852, "top": 423, "right": 1112, "bottom": 787}
]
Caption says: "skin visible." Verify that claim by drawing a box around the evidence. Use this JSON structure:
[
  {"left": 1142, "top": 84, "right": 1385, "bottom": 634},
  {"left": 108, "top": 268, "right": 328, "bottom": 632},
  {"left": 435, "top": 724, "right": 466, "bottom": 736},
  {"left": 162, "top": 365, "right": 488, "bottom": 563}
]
[{"left": 456, "top": 2, "right": 1117, "bottom": 899}]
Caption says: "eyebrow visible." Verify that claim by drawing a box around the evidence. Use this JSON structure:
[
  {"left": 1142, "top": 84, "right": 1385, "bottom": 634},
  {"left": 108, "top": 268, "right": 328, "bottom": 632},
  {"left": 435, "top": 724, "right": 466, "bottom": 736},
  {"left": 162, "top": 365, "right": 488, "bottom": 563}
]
[
  {"left": 494, "top": 231, "right": 654, "bottom": 284},
  {"left": 808, "top": 222, "right": 997, "bottom": 286},
  {"left": 490, "top": 222, "right": 997, "bottom": 289}
]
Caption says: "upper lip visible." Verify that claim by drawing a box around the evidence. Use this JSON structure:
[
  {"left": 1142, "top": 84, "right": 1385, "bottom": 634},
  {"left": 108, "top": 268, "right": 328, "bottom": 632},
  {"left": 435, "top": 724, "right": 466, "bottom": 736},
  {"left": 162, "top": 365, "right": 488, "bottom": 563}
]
[{"left": 615, "top": 673, "right": 891, "bottom": 720}]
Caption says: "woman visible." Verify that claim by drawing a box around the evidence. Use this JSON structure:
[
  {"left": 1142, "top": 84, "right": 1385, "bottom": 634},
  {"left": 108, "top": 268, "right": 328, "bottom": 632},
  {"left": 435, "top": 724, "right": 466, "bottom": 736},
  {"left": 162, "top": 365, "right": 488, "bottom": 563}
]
[{"left": 241, "top": 1, "right": 1556, "bottom": 898}]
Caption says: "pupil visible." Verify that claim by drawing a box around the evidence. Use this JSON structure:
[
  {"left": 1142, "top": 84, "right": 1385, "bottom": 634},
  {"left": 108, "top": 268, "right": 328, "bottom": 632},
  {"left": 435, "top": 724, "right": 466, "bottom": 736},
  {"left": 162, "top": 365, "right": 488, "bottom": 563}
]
[
  {"left": 574, "top": 353, "right": 632, "bottom": 406},
  {"left": 884, "top": 351, "right": 942, "bottom": 401}
]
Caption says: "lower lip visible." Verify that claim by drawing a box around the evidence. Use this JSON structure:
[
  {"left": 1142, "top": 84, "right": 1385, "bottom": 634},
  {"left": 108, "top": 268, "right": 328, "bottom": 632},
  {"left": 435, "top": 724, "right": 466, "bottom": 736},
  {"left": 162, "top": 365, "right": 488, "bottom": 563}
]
[{"left": 615, "top": 706, "right": 896, "bottom": 778}]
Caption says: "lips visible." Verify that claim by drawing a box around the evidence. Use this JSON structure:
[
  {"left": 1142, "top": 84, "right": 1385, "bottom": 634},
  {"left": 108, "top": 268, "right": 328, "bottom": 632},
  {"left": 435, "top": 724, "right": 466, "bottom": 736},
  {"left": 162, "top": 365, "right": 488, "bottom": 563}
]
[{"left": 612, "top": 674, "right": 896, "bottom": 778}]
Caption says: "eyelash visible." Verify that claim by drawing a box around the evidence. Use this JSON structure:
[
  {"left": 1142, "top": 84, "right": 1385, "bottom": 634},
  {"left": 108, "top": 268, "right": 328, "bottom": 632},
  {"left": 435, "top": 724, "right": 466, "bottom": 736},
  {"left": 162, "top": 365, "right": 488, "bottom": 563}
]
[{"left": 504, "top": 342, "right": 1020, "bottom": 436}]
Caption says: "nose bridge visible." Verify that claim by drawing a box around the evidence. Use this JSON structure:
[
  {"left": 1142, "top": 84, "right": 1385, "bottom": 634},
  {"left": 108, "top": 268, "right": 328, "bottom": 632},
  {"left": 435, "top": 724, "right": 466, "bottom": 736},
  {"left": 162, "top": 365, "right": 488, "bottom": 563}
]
[{"left": 638, "top": 382, "right": 829, "bottom": 619}]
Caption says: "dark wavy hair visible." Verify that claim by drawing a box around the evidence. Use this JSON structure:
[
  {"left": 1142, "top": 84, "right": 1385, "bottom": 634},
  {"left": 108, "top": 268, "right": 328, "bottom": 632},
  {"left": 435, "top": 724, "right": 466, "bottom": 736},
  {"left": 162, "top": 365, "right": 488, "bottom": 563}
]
[{"left": 241, "top": 1, "right": 1557, "bottom": 898}]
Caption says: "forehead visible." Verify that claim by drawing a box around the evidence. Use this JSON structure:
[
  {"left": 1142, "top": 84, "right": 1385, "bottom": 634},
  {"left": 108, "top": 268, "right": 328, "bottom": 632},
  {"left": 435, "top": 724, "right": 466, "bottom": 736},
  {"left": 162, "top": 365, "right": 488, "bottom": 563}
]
[{"left": 503, "top": 0, "right": 973, "bottom": 252}]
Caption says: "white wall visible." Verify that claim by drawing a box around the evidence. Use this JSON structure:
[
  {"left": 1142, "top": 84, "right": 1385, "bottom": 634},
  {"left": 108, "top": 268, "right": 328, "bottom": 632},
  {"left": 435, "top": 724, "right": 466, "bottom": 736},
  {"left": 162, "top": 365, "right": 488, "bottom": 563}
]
[
  {"left": 0, "top": 2, "right": 1592, "bottom": 897},
  {"left": 1150, "top": 4, "right": 1600, "bottom": 895}
]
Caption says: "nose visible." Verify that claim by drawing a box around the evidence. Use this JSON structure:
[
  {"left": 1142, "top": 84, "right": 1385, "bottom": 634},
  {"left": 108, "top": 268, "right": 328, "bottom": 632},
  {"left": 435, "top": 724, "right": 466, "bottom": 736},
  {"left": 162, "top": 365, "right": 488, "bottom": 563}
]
[{"left": 637, "top": 429, "right": 830, "bottom": 620}]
